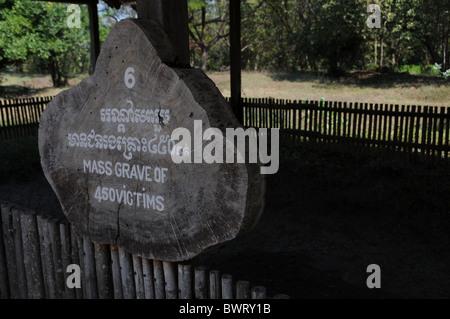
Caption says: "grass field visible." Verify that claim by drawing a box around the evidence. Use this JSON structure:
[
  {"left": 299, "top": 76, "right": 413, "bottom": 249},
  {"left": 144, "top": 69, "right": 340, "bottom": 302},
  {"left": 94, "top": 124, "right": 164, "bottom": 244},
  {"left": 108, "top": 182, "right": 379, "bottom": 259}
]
[
  {"left": 209, "top": 70, "right": 450, "bottom": 107},
  {"left": 1, "top": 70, "right": 449, "bottom": 107}
]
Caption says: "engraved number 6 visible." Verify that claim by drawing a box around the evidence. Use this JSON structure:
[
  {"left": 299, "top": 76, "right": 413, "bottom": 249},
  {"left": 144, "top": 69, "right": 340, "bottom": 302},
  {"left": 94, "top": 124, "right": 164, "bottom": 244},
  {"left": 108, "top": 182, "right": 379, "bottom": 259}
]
[{"left": 124, "top": 67, "right": 135, "bottom": 89}]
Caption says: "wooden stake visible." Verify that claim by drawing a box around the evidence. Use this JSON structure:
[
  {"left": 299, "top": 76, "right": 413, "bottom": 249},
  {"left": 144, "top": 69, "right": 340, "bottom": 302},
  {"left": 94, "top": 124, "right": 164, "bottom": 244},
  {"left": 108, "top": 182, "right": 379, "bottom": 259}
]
[
  {"left": 209, "top": 270, "right": 221, "bottom": 299},
  {"left": 132, "top": 254, "right": 145, "bottom": 299},
  {"left": 163, "top": 261, "right": 177, "bottom": 299},
  {"left": 37, "top": 215, "right": 56, "bottom": 298},
  {"left": 0, "top": 204, "right": 9, "bottom": 299},
  {"left": 109, "top": 245, "right": 123, "bottom": 299},
  {"left": 153, "top": 260, "right": 165, "bottom": 299},
  {"left": 178, "top": 263, "right": 192, "bottom": 299},
  {"left": 142, "top": 258, "right": 155, "bottom": 299},
  {"left": 194, "top": 266, "right": 207, "bottom": 299},
  {"left": 118, "top": 247, "right": 136, "bottom": 299},
  {"left": 59, "top": 223, "right": 72, "bottom": 299},
  {"left": 94, "top": 243, "right": 114, "bottom": 299},
  {"left": 221, "top": 274, "right": 233, "bottom": 299},
  {"left": 70, "top": 225, "right": 83, "bottom": 299},
  {"left": 20, "top": 211, "right": 45, "bottom": 299},
  {"left": 48, "top": 219, "right": 64, "bottom": 298},
  {"left": 11, "top": 207, "right": 28, "bottom": 298},
  {"left": 82, "top": 237, "right": 99, "bottom": 298},
  {"left": 251, "top": 286, "right": 266, "bottom": 299},
  {"left": 236, "top": 280, "right": 250, "bottom": 299}
]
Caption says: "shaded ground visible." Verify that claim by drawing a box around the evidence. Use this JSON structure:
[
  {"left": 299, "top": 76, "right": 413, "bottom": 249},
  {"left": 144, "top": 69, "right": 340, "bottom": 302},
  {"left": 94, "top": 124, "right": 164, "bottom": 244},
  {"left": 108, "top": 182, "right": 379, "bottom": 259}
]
[
  {"left": 0, "top": 142, "right": 449, "bottom": 298},
  {"left": 199, "top": 147, "right": 450, "bottom": 298}
]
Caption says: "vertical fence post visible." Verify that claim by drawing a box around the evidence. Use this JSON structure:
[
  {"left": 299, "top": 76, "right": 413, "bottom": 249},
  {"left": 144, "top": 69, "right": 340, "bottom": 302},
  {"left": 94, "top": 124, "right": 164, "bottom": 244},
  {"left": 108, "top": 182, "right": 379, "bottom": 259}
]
[
  {"left": 153, "top": 260, "right": 165, "bottom": 299},
  {"left": 142, "top": 258, "right": 155, "bottom": 299},
  {"left": 11, "top": 208, "right": 28, "bottom": 298},
  {"left": 109, "top": 245, "right": 123, "bottom": 299},
  {"left": 194, "top": 266, "right": 207, "bottom": 299},
  {"left": 1, "top": 203, "right": 20, "bottom": 298},
  {"left": 251, "top": 286, "right": 266, "bottom": 299},
  {"left": 82, "top": 237, "right": 99, "bottom": 299},
  {"left": 0, "top": 204, "right": 10, "bottom": 299},
  {"left": 118, "top": 247, "right": 136, "bottom": 299},
  {"left": 37, "top": 215, "right": 56, "bottom": 298},
  {"left": 60, "top": 223, "right": 76, "bottom": 299},
  {"left": 132, "top": 255, "right": 145, "bottom": 299},
  {"left": 163, "top": 261, "right": 178, "bottom": 299},
  {"left": 20, "top": 210, "right": 45, "bottom": 299},
  {"left": 236, "top": 280, "right": 250, "bottom": 299},
  {"left": 178, "top": 263, "right": 192, "bottom": 299},
  {"left": 94, "top": 243, "right": 114, "bottom": 299},
  {"left": 221, "top": 274, "right": 233, "bottom": 299},
  {"left": 209, "top": 270, "right": 221, "bottom": 299},
  {"left": 70, "top": 225, "right": 83, "bottom": 299},
  {"left": 48, "top": 219, "right": 64, "bottom": 298}
]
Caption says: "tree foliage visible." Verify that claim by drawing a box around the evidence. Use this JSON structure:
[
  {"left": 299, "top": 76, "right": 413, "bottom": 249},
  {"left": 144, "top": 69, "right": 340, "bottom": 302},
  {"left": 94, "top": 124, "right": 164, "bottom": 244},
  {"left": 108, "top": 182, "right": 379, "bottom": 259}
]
[
  {"left": 0, "top": 0, "right": 448, "bottom": 79},
  {"left": 189, "top": 0, "right": 450, "bottom": 75},
  {"left": 0, "top": 0, "right": 90, "bottom": 87}
]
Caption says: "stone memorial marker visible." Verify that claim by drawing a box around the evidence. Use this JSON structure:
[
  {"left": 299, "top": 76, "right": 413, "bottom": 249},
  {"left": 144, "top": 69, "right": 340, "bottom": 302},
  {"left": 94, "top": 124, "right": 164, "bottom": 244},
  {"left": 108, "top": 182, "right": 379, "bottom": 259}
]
[{"left": 39, "top": 19, "right": 264, "bottom": 262}]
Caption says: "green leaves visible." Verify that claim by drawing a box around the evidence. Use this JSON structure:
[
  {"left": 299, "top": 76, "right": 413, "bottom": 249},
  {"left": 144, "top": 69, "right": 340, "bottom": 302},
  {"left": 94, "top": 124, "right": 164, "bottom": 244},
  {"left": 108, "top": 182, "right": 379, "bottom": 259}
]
[
  {"left": 188, "top": 0, "right": 207, "bottom": 10},
  {"left": 0, "top": 0, "right": 90, "bottom": 86}
]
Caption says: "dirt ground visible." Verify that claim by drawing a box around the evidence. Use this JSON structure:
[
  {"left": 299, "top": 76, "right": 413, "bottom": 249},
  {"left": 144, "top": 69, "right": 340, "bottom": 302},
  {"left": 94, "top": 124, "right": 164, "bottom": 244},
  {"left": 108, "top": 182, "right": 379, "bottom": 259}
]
[{"left": 1, "top": 146, "right": 449, "bottom": 299}]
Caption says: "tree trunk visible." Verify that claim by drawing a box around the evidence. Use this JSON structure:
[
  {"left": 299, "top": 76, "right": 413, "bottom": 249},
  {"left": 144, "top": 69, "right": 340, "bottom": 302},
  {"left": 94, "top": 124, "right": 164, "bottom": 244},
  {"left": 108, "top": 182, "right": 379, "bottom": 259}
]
[
  {"left": 391, "top": 53, "right": 396, "bottom": 71},
  {"left": 374, "top": 36, "right": 378, "bottom": 67},
  {"left": 380, "top": 35, "right": 384, "bottom": 68},
  {"left": 49, "top": 59, "right": 67, "bottom": 88},
  {"left": 200, "top": 46, "right": 209, "bottom": 72}
]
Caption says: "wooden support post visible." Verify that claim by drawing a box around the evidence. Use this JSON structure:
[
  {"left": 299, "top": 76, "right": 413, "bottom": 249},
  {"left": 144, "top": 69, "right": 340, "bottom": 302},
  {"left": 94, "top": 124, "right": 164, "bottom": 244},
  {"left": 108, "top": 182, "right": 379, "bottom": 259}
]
[
  {"left": 230, "top": 0, "right": 242, "bottom": 124},
  {"left": 136, "top": 0, "right": 190, "bottom": 67},
  {"left": 88, "top": 1, "right": 100, "bottom": 75}
]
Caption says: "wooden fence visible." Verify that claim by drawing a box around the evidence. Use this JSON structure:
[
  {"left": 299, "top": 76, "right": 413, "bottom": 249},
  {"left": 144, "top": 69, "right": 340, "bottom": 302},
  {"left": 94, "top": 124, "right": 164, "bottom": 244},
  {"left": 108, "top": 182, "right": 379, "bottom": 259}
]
[
  {"left": 237, "top": 98, "right": 450, "bottom": 162},
  {"left": 0, "top": 97, "right": 51, "bottom": 141},
  {"left": 2, "top": 96, "right": 449, "bottom": 162},
  {"left": 0, "top": 202, "right": 288, "bottom": 299}
]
